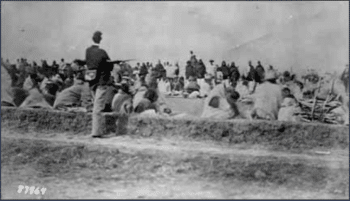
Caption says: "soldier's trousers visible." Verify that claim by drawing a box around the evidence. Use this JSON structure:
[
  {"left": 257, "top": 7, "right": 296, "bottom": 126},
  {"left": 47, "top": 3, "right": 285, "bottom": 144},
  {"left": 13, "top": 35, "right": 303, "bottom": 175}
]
[{"left": 91, "top": 85, "right": 109, "bottom": 136}]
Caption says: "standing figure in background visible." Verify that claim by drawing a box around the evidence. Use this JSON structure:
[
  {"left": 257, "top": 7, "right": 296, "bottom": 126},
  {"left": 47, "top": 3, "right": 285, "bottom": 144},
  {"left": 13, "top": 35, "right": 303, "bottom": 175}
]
[
  {"left": 229, "top": 62, "right": 240, "bottom": 86},
  {"left": 196, "top": 59, "right": 206, "bottom": 86},
  {"left": 255, "top": 61, "right": 265, "bottom": 84},
  {"left": 246, "top": 61, "right": 258, "bottom": 93},
  {"left": 174, "top": 63, "right": 180, "bottom": 77},
  {"left": 190, "top": 51, "right": 197, "bottom": 68},
  {"left": 208, "top": 60, "right": 215, "bottom": 79},
  {"left": 221, "top": 61, "right": 230, "bottom": 85},
  {"left": 139, "top": 63, "right": 148, "bottom": 78},
  {"left": 185, "top": 61, "right": 195, "bottom": 83}
]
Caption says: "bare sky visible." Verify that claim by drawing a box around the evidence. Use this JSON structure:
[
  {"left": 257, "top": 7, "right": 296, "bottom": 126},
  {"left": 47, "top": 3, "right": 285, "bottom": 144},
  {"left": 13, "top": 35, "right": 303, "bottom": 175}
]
[{"left": 1, "top": 1, "right": 349, "bottom": 74}]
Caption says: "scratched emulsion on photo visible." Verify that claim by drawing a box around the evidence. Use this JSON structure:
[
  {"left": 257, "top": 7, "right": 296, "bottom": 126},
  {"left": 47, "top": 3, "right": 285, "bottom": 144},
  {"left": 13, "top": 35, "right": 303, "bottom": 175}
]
[{"left": 1, "top": 1, "right": 349, "bottom": 199}]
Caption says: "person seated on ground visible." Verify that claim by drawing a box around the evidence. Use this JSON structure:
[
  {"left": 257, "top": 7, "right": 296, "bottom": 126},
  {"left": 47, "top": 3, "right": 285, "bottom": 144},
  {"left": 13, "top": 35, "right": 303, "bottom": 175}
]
[
  {"left": 139, "top": 73, "right": 172, "bottom": 115},
  {"left": 292, "top": 81, "right": 304, "bottom": 101},
  {"left": 173, "top": 76, "right": 185, "bottom": 94},
  {"left": 134, "top": 88, "right": 158, "bottom": 114},
  {"left": 248, "top": 69, "right": 283, "bottom": 120},
  {"left": 53, "top": 70, "right": 90, "bottom": 111},
  {"left": 133, "top": 80, "right": 149, "bottom": 109},
  {"left": 163, "top": 78, "right": 172, "bottom": 95},
  {"left": 73, "top": 59, "right": 86, "bottom": 69},
  {"left": 111, "top": 82, "right": 133, "bottom": 114},
  {"left": 1, "top": 87, "right": 29, "bottom": 107},
  {"left": 40, "top": 72, "right": 63, "bottom": 93},
  {"left": 158, "top": 77, "right": 168, "bottom": 95},
  {"left": 61, "top": 74, "right": 74, "bottom": 91},
  {"left": 102, "top": 74, "right": 129, "bottom": 112},
  {"left": 43, "top": 81, "right": 61, "bottom": 106},
  {"left": 330, "top": 105, "right": 349, "bottom": 125},
  {"left": 59, "top": 63, "right": 73, "bottom": 82},
  {"left": 20, "top": 81, "right": 60, "bottom": 109},
  {"left": 201, "top": 82, "right": 240, "bottom": 120},
  {"left": 23, "top": 70, "right": 44, "bottom": 91},
  {"left": 199, "top": 74, "right": 213, "bottom": 98},
  {"left": 278, "top": 87, "right": 301, "bottom": 122},
  {"left": 184, "top": 76, "right": 200, "bottom": 98},
  {"left": 235, "top": 79, "right": 250, "bottom": 100}
]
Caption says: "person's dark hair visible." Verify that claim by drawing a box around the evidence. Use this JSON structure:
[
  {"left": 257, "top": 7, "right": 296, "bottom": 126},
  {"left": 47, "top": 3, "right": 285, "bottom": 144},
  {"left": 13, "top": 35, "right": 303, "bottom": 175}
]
[
  {"left": 290, "top": 74, "right": 296, "bottom": 81},
  {"left": 144, "top": 88, "right": 158, "bottom": 103},
  {"left": 73, "top": 59, "right": 86, "bottom": 66},
  {"left": 282, "top": 87, "right": 291, "bottom": 95},
  {"left": 36, "top": 67, "right": 46, "bottom": 75},
  {"left": 242, "top": 80, "right": 249, "bottom": 86},
  {"left": 294, "top": 81, "right": 304, "bottom": 90},
  {"left": 45, "top": 83, "right": 60, "bottom": 96},
  {"left": 74, "top": 71, "right": 85, "bottom": 81},
  {"left": 285, "top": 94, "right": 295, "bottom": 99},
  {"left": 229, "top": 90, "right": 240, "bottom": 101},
  {"left": 208, "top": 96, "right": 220, "bottom": 108},
  {"left": 283, "top": 71, "right": 290, "bottom": 78},
  {"left": 266, "top": 79, "right": 277, "bottom": 84},
  {"left": 92, "top": 31, "right": 102, "bottom": 44},
  {"left": 120, "top": 83, "right": 131, "bottom": 95},
  {"left": 29, "top": 73, "right": 38, "bottom": 80}
]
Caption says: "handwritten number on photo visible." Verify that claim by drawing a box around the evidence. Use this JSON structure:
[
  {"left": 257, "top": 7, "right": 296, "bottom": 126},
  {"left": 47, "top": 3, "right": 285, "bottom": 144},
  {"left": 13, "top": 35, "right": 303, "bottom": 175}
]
[
  {"left": 29, "top": 186, "right": 36, "bottom": 194},
  {"left": 24, "top": 186, "right": 29, "bottom": 194},
  {"left": 17, "top": 185, "right": 24, "bottom": 193},
  {"left": 34, "top": 187, "right": 40, "bottom": 195},
  {"left": 17, "top": 185, "right": 46, "bottom": 195},
  {"left": 41, "top": 188, "right": 47, "bottom": 195}
]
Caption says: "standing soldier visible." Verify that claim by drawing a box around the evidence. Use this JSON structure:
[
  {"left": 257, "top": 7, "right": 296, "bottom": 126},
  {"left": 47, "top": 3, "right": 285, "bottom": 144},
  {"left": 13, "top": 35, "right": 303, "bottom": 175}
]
[{"left": 85, "top": 31, "right": 115, "bottom": 138}]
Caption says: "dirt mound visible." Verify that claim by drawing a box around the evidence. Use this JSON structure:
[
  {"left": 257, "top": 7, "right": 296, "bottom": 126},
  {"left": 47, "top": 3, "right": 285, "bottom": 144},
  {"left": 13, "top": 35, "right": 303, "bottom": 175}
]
[{"left": 2, "top": 107, "right": 348, "bottom": 151}]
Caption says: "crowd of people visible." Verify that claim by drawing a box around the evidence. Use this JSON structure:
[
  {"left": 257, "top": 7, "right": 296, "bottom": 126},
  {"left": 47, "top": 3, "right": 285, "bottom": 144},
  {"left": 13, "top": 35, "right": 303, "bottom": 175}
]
[{"left": 2, "top": 31, "right": 349, "bottom": 137}]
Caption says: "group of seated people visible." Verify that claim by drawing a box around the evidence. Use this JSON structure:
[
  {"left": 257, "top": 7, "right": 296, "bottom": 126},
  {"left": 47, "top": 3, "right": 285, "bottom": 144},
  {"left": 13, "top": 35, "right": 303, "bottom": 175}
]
[{"left": 2, "top": 56, "right": 348, "bottom": 125}]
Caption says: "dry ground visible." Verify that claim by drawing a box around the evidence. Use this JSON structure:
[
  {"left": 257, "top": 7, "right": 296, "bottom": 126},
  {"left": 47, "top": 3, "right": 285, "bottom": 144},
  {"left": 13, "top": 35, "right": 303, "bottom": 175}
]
[{"left": 1, "top": 128, "right": 348, "bottom": 199}]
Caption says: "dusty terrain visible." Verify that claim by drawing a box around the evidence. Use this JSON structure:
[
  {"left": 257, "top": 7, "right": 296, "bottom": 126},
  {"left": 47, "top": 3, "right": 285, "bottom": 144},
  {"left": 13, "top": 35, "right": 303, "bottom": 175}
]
[{"left": 2, "top": 125, "right": 349, "bottom": 199}]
